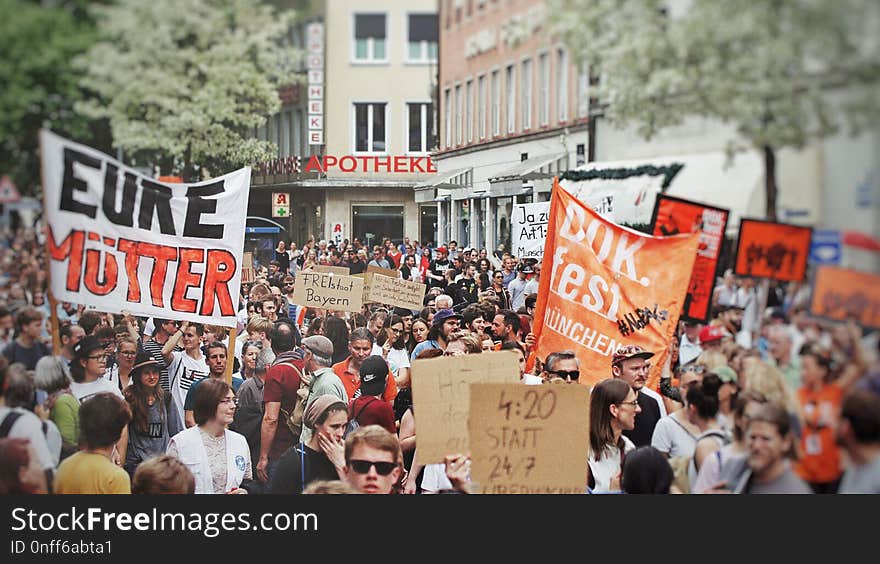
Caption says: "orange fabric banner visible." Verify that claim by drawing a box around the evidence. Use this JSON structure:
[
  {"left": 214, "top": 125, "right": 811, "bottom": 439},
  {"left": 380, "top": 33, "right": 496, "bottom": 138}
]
[
  {"left": 734, "top": 219, "right": 811, "bottom": 282},
  {"left": 532, "top": 180, "right": 700, "bottom": 389},
  {"left": 810, "top": 266, "right": 880, "bottom": 329}
]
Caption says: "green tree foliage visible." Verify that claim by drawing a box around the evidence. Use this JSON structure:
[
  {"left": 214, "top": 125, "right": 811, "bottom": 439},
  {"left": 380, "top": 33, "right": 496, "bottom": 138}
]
[
  {"left": 0, "top": 0, "right": 100, "bottom": 196},
  {"left": 76, "top": 0, "right": 303, "bottom": 180},
  {"left": 549, "top": 0, "right": 880, "bottom": 219}
]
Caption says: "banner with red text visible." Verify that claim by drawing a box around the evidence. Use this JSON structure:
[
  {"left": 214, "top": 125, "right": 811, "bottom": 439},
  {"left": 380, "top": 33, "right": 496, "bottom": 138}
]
[
  {"left": 532, "top": 180, "right": 699, "bottom": 389},
  {"left": 41, "top": 130, "right": 249, "bottom": 327}
]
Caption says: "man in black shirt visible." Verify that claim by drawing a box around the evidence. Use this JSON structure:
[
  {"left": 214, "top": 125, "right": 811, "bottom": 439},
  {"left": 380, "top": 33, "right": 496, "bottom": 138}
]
[
  {"left": 611, "top": 345, "right": 667, "bottom": 447},
  {"left": 426, "top": 246, "right": 451, "bottom": 290},
  {"left": 455, "top": 263, "right": 479, "bottom": 305},
  {"left": 268, "top": 395, "right": 348, "bottom": 494}
]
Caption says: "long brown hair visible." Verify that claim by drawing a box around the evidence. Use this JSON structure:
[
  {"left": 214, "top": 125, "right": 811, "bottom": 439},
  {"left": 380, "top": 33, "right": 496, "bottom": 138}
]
[
  {"left": 124, "top": 367, "right": 165, "bottom": 435},
  {"left": 589, "top": 379, "right": 633, "bottom": 461}
]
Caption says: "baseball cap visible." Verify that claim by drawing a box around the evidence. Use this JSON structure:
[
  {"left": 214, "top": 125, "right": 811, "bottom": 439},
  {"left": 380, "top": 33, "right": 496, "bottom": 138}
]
[
  {"left": 699, "top": 325, "right": 727, "bottom": 344},
  {"left": 713, "top": 365, "right": 738, "bottom": 384},
  {"left": 302, "top": 335, "right": 334, "bottom": 358},
  {"left": 432, "top": 308, "right": 462, "bottom": 326},
  {"left": 611, "top": 344, "right": 655, "bottom": 366},
  {"left": 359, "top": 355, "right": 389, "bottom": 396},
  {"left": 73, "top": 335, "right": 104, "bottom": 360},
  {"left": 437, "top": 246, "right": 448, "bottom": 254}
]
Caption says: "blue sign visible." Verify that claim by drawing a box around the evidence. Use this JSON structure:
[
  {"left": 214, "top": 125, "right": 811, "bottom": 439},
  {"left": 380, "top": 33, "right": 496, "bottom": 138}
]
[
  {"left": 809, "top": 229, "right": 841, "bottom": 265},
  {"left": 245, "top": 227, "right": 281, "bottom": 234}
]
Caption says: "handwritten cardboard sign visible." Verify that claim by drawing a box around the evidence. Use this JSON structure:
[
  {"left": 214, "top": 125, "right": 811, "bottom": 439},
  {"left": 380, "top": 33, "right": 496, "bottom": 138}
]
[
  {"left": 241, "top": 252, "right": 255, "bottom": 284},
  {"left": 410, "top": 351, "right": 520, "bottom": 464},
  {"left": 312, "top": 264, "right": 350, "bottom": 275},
  {"left": 363, "top": 265, "right": 399, "bottom": 303},
  {"left": 650, "top": 195, "right": 729, "bottom": 323},
  {"left": 734, "top": 219, "right": 812, "bottom": 282},
  {"left": 367, "top": 273, "right": 426, "bottom": 311},
  {"left": 512, "top": 202, "right": 550, "bottom": 259},
  {"left": 468, "top": 383, "right": 590, "bottom": 494},
  {"left": 290, "top": 271, "right": 363, "bottom": 312},
  {"left": 810, "top": 266, "right": 880, "bottom": 329}
]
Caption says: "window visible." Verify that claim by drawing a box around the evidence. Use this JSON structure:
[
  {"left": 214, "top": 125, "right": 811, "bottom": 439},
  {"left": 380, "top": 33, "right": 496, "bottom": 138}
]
[
  {"left": 557, "top": 48, "right": 568, "bottom": 123},
  {"left": 354, "top": 103, "right": 387, "bottom": 153},
  {"left": 465, "top": 80, "right": 473, "bottom": 142},
  {"left": 491, "top": 69, "right": 500, "bottom": 136},
  {"left": 577, "top": 62, "right": 590, "bottom": 119},
  {"left": 521, "top": 58, "right": 532, "bottom": 130},
  {"left": 407, "top": 103, "right": 433, "bottom": 153},
  {"left": 455, "top": 84, "right": 463, "bottom": 145},
  {"left": 444, "top": 88, "right": 452, "bottom": 148},
  {"left": 407, "top": 14, "right": 438, "bottom": 62},
  {"left": 506, "top": 64, "right": 516, "bottom": 134},
  {"left": 477, "top": 75, "right": 486, "bottom": 140},
  {"left": 268, "top": 114, "right": 279, "bottom": 156},
  {"left": 293, "top": 110, "right": 303, "bottom": 156},
  {"left": 280, "top": 111, "right": 291, "bottom": 156},
  {"left": 538, "top": 53, "right": 549, "bottom": 125},
  {"left": 354, "top": 14, "right": 387, "bottom": 62}
]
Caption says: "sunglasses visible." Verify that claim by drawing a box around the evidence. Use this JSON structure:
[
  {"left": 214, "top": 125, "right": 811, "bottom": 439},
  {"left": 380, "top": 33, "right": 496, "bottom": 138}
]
[
  {"left": 550, "top": 370, "right": 580, "bottom": 381},
  {"left": 348, "top": 459, "right": 397, "bottom": 476}
]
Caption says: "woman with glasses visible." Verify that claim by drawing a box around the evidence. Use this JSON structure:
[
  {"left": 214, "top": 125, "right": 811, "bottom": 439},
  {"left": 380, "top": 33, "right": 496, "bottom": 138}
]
[
  {"left": 106, "top": 337, "right": 138, "bottom": 392},
  {"left": 69, "top": 335, "right": 124, "bottom": 403},
  {"left": 381, "top": 315, "right": 411, "bottom": 389},
  {"left": 487, "top": 270, "right": 512, "bottom": 310},
  {"left": 588, "top": 378, "right": 641, "bottom": 493},
  {"left": 167, "top": 379, "right": 252, "bottom": 494}
]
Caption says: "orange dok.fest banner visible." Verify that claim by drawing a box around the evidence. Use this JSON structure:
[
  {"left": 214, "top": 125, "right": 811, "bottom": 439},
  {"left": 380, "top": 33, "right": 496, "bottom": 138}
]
[
  {"left": 532, "top": 180, "right": 700, "bottom": 390},
  {"left": 810, "top": 266, "right": 880, "bottom": 330}
]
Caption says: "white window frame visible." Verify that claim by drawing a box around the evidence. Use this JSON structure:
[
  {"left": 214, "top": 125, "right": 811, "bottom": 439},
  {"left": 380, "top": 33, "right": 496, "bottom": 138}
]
[
  {"left": 404, "top": 100, "right": 433, "bottom": 155},
  {"left": 521, "top": 57, "right": 532, "bottom": 131},
  {"left": 465, "top": 78, "right": 474, "bottom": 143},
  {"left": 505, "top": 63, "right": 516, "bottom": 134},
  {"left": 351, "top": 101, "right": 389, "bottom": 154},
  {"left": 444, "top": 87, "right": 452, "bottom": 148},
  {"left": 352, "top": 12, "right": 389, "bottom": 65},
  {"left": 477, "top": 73, "right": 487, "bottom": 140},
  {"left": 490, "top": 68, "right": 500, "bottom": 137},
  {"left": 404, "top": 12, "right": 438, "bottom": 64},
  {"left": 538, "top": 51, "right": 549, "bottom": 126},
  {"left": 557, "top": 47, "right": 568, "bottom": 123},
  {"left": 455, "top": 83, "right": 463, "bottom": 146}
]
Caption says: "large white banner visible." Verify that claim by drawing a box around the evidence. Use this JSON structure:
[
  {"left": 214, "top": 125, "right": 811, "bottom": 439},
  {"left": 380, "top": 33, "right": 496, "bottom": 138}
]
[
  {"left": 41, "top": 130, "right": 250, "bottom": 327},
  {"left": 511, "top": 199, "right": 616, "bottom": 260}
]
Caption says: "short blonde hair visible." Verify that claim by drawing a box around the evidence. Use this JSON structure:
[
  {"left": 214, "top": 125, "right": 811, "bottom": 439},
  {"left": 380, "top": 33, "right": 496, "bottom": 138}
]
[{"left": 132, "top": 455, "right": 195, "bottom": 494}]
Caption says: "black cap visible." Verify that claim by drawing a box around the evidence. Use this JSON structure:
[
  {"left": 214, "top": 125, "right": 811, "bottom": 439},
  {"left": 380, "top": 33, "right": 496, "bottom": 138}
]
[
  {"left": 73, "top": 335, "right": 104, "bottom": 360},
  {"left": 130, "top": 352, "right": 161, "bottom": 377},
  {"left": 359, "top": 355, "right": 389, "bottom": 396}
]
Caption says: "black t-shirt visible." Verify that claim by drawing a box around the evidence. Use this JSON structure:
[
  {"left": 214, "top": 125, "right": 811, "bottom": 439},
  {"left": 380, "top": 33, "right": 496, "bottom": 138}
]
[
  {"left": 428, "top": 259, "right": 451, "bottom": 288},
  {"left": 622, "top": 390, "right": 662, "bottom": 448},
  {"left": 455, "top": 278, "right": 478, "bottom": 304},
  {"left": 344, "top": 259, "right": 366, "bottom": 275},
  {"left": 275, "top": 250, "right": 290, "bottom": 273},
  {"left": 268, "top": 443, "right": 339, "bottom": 494}
]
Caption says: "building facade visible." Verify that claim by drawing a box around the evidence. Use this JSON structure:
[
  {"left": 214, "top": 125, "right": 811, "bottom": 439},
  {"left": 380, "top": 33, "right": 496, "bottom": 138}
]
[
  {"left": 429, "top": 0, "right": 589, "bottom": 253},
  {"left": 249, "top": 0, "right": 440, "bottom": 255}
]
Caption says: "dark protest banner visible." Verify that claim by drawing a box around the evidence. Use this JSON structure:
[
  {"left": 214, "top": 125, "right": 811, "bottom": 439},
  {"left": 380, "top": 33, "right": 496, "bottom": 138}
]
[
  {"left": 41, "top": 131, "right": 249, "bottom": 327},
  {"left": 810, "top": 266, "right": 880, "bottom": 329},
  {"left": 734, "top": 219, "right": 811, "bottom": 282},
  {"left": 468, "top": 383, "right": 590, "bottom": 494},
  {"left": 532, "top": 180, "right": 699, "bottom": 390},
  {"left": 650, "top": 195, "right": 729, "bottom": 323},
  {"left": 290, "top": 271, "right": 364, "bottom": 312}
]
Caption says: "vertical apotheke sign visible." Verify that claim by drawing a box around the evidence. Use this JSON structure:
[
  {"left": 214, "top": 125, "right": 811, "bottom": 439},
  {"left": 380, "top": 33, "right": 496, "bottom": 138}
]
[{"left": 307, "top": 22, "right": 324, "bottom": 146}]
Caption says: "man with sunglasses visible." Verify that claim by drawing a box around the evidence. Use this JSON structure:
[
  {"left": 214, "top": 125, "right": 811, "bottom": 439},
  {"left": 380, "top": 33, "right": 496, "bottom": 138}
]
[
  {"left": 612, "top": 345, "right": 667, "bottom": 447},
  {"left": 344, "top": 425, "right": 403, "bottom": 494},
  {"left": 541, "top": 351, "right": 581, "bottom": 384}
]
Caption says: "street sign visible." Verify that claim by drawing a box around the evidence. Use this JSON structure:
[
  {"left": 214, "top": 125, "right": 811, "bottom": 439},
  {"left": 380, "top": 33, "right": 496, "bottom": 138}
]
[
  {"left": 809, "top": 229, "right": 842, "bottom": 265},
  {"left": 330, "top": 222, "right": 345, "bottom": 247},
  {"left": 272, "top": 192, "right": 290, "bottom": 218},
  {"left": 0, "top": 176, "right": 22, "bottom": 203}
]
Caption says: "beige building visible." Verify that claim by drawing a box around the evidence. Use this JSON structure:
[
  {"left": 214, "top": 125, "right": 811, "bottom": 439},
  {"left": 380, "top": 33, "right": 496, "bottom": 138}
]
[{"left": 248, "top": 0, "right": 440, "bottom": 257}]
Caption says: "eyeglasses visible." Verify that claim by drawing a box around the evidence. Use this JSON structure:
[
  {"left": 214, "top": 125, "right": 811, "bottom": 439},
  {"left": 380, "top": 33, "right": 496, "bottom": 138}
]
[
  {"left": 618, "top": 399, "right": 640, "bottom": 408},
  {"left": 680, "top": 364, "right": 706, "bottom": 374},
  {"left": 389, "top": 327, "right": 403, "bottom": 334},
  {"left": 550, "top": 370, "right": 579, "bottom": 381},
  {"left": 87, "top": 354, "right": 107, "bottom": 361},
  {"left": 347, "top": 459, "right": 397, "bottom": 475},
  {"left": 494, "top": 275, "right": 503, "bottom": 279}
]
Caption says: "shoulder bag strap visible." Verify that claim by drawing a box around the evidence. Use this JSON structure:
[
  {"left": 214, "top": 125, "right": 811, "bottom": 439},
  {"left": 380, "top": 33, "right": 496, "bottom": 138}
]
[{"left": 0, "top": 411, "right": 23, "bottom": 438}]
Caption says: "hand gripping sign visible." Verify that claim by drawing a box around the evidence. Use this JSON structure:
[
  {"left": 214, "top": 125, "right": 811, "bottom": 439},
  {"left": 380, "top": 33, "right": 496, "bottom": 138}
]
[
  {"left": 41, "top": 131, "right": 250, "bottom": 327},
  {"left": 531, "top": 179, "right": 699, "bottom": 390}
]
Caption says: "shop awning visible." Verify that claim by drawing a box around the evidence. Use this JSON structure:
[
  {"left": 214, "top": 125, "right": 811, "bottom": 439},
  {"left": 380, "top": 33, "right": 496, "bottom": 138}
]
[
  {"left": 414, "top": 167, "right": 471, "bottom": 203},
  {"left": 487, "top": 152, "right": 568, "bottom": 197}
]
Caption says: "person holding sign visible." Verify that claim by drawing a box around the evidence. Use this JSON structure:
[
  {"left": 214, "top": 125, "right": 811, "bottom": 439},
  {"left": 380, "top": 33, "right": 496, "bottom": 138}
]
[
  {"left": 588, "top": 379, "right": 641, "bottom": 493},
  {"left": 162, "top": 322, "right": 209, "bottom": 431}
]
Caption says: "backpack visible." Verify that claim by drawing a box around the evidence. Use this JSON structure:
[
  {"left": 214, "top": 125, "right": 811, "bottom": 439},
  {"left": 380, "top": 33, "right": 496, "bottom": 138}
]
[
  {"left": 344, "top": 397, "right": 378, "bottom": 438},
  {"left": 273, "top": 361, "right": 309, "bottom": 442}
]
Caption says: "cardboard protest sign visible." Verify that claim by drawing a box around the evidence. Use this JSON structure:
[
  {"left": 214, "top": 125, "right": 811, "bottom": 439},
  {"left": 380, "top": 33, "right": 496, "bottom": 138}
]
[
  {"left": 312, "top": 264, "right": 350, "bottom": 275},
  {"left": 241, "top": 252, "right": 255, "bottom": 284},
  {"left": 41, "top": 130, "right": 249, "bottom": 327},
  {"left": 532, "top": 179, "right": 699, "bottom": 390},
  {"left": 410, "top": 351, "right": 520, "bottom": 464},
  {"left": 809, "top": 266, "right": 880, "bottom": 329},
  {"left": 469, "top": 383, "right": 590, "bottom": 494},
  {"left": 512, "top": 202, "right": 550, "bottom": 259},
  {"left": 734, "top": 219, "right": 811, "bottom": 282},
  {"left": 367, "top": 273, "right": 426, "bottom": 311},
  {"left": 650, "top": 195, "right": 729, "bottom": 323},
  {"left": 290, "top": 271, "right": 363, "bottom": 312},
  {"left": 362, "top": 264, "right": 399, "bottom": 303}
]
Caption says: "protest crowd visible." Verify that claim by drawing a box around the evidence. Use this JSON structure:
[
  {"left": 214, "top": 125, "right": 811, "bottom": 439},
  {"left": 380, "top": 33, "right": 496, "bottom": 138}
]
[{"left": 2, "top": 212, "right": 880, "bottom": 496}]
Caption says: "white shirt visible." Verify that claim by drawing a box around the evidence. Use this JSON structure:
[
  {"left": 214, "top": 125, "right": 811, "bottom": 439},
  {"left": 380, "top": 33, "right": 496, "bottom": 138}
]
[
  {"left": 167, "top": 351, "right": 209, "bottom": 430},
  {"left": 70, "top": 377, "right": 124, "bottom": 403},
  {"left": 651, "top": 413, "right": 697, "bottom": 458},
  {"left": 0, "top": 406, "right": 55, "bottom": 470},
  {"left": 589, "top": 436, "right": 635, "bottom": 493},
  {"left": 679, "top": 334, "right": 702, "bottom": 366}
]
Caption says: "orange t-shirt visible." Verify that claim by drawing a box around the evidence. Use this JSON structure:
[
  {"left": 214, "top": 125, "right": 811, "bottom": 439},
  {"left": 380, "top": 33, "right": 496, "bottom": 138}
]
[
  {"left": 795, "top": 383, "right": 844, "bottom": 484},
  {"left": 332, "top": 357, "right": 398, "bottom": 403}
]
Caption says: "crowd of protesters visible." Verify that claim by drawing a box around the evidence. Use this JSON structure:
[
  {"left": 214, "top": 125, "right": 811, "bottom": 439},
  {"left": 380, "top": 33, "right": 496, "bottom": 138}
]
[{"left": 1, "top": 223, "right": 879, "bottom": 495}]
